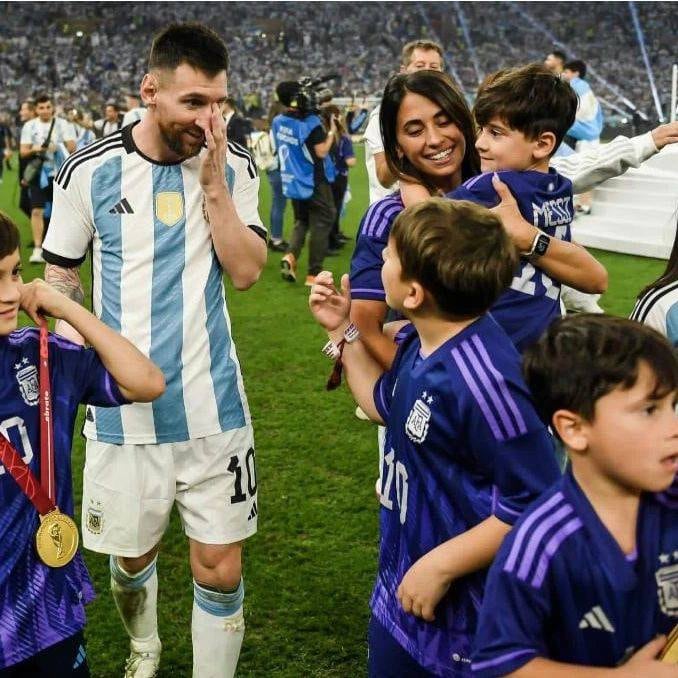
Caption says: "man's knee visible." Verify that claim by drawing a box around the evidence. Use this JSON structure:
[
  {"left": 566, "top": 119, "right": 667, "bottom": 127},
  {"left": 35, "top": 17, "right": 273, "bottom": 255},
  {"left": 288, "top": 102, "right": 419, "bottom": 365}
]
[
  {"left": 190, "top": 541, "right": 243, "bottom": 590},
  {"left": 118, "top": 545, "right": 160, "bottom": 575}
]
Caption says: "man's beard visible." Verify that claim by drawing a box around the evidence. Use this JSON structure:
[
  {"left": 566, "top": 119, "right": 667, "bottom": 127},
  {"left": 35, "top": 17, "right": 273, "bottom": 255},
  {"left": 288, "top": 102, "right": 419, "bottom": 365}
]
[{"left": 158, "top": 121, "right": 203, "bottom": 159}]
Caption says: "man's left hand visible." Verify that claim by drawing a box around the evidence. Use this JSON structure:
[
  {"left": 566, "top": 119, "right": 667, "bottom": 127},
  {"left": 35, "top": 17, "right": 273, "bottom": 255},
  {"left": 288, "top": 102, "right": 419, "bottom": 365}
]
[{"left": 197, "top": 103, "right": 227, "bottom": 195}]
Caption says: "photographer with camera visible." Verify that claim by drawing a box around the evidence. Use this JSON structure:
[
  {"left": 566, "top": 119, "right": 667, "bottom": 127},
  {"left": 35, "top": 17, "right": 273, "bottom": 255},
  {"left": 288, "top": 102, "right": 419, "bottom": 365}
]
[
  {"left": 19, "top": 94, "right": 75, "bottom": 263},
  {"left": 272, "top": 79, "right": 337, "bottom": 286}
]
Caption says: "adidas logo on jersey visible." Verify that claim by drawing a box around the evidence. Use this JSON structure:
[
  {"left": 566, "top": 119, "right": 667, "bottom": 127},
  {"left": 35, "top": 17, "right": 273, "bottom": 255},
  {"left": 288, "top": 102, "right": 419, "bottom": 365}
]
[
  {"left": 579, "top": 605, "right": 615, "bottom": 632},
  {"left": 248, "top": 500, "right": 258, "bottom": 521},
  {"left": 108, "top": 197, "right": 134, "bottom": 215}
]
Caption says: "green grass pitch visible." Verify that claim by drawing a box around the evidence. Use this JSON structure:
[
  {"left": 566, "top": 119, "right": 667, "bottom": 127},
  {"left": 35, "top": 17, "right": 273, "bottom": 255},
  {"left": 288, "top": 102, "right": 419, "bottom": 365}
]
[{"left": 0, "top": 146, "right": 665, "bottom": 676}]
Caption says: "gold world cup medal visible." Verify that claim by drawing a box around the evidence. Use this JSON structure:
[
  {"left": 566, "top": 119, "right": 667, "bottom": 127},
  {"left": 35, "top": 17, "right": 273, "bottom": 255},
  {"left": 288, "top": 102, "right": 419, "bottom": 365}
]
[{"left": 35, "top": 508, "right": 79, "bottom": 567}]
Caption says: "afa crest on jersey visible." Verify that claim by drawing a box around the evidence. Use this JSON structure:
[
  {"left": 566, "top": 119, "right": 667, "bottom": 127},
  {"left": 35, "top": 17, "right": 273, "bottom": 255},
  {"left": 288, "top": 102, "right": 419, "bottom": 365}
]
[
  {"left": 656, "top": 559, "right": 678, "bottom": 617},
  {"left": 15, "top": 361, "right": 39, "bottom": 406},
  {"left": 155, "top": 191, "right": 184, "bottom": 227},
  {"left": 405, "top": 392, "right": 433, "bottom": 444}
]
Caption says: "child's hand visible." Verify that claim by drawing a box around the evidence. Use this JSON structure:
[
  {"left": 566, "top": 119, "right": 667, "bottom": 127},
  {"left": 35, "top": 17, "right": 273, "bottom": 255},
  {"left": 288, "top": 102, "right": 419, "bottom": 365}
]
[
  {"left": 397, "top": 551, "right": 451, "bottom": 622},
  {"left": 20, "top": 279, "right": 73, "bottom": 325},
  {"left": 616, "top": 636, "right": 678, "bottom": 677},
  {"left": 308, "top": 272, "right": 351, "bottom": 332}
]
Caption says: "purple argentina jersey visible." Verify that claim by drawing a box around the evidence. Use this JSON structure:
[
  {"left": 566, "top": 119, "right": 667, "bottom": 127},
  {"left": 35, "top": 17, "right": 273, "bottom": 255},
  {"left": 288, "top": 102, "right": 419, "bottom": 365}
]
[
  {"left": 349, "top": 192, "right": 403, "bottom": 302},
  {"left": 472, "top": 470, "right": 678, "bottom": 676},
  {"left": 0, "top": 328, "right": 127, "bottom": 668},
  {"left": 371, "top": 315, "right": 560, "bottom": 676},
  {"left": 450, "top": 169, "right": 573, "bottom": 352}
]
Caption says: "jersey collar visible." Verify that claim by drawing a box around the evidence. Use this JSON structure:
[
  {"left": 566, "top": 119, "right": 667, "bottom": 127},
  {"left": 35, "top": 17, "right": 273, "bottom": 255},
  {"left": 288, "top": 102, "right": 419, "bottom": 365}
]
[{"left": 562, "top": 469, "right": 646, "bottom": 590}]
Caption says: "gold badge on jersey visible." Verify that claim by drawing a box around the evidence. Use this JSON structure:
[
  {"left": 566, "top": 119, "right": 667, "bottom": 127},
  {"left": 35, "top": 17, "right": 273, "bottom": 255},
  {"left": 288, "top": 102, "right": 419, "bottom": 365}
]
[
  {"left": 35, "top": 508, "right": 79, "bottom": 568},
  {"left": 155, "top": 192, "right": 184, "bottom": 227}
]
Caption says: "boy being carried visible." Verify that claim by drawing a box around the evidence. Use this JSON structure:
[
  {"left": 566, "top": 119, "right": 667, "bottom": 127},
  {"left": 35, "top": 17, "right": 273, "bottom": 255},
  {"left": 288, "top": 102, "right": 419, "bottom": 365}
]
[
  {"left": 450, "top": 63, "right": 580, "bottom": 351},
  {"left": 0, "top": 212, "right": 164, "bottom": 676},
  {"left": 472, "top": 315, "right": 678, "bottom": 677},
  {"left": 309, "top": 198, "right": 560, "bottom": 676}
]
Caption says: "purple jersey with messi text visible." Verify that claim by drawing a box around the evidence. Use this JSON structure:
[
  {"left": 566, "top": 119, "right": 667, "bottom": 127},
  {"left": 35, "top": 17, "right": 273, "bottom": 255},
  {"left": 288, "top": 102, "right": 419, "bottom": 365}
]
[
  {"left": 371, "top": 316, "right": 560, "bottom": 676},
  {"left": 0, "top": 328, "right": 127, "bottom": 668},
  {"left": 450, "top": 169, "right": 573, "bottom": 352},
  {"left": 472, "top": 470, "right": 678, "bottom": 676}
]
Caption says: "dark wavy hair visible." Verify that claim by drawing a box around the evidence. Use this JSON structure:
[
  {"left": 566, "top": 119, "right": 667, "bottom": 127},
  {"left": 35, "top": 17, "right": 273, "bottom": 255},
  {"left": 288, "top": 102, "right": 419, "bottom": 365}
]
[
  {"left": 0, "top": 212, "right": 20, "bottom": 259},
  {"left": 379, "top": 71, "right": 480, "bottom": 195}
]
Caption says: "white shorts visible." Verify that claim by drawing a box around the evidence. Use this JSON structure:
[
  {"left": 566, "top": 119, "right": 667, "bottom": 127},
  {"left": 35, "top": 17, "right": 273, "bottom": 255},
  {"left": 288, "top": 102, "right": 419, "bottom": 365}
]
[{"left": 81, "top": 427, "right": 258, "bottom": 557}]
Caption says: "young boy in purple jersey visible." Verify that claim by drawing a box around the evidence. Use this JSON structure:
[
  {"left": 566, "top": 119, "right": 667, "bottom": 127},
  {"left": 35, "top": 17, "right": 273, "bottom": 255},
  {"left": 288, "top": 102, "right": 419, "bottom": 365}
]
[
  {"left": 0, "top": 213, "right": 164, "bottom": 677},
  {"left": 449, "top": 63, "right": 579, "bottom": 352},
  {"left": 472, "top": 315, "right": 678, "bottom": 677},
  {"left": 310, "top": 199, "right": 561, "bottom": 677}
]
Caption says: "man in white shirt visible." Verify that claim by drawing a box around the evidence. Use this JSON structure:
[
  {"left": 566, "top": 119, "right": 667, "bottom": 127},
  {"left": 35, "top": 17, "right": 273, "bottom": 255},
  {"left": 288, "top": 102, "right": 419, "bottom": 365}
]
[
  {"left": 122, "top": 91, "right": 146, "bottom": 126},
  {"left": 364, "top": 40, "right": 444, "bottom": 205},
  {"left": 94, "top": 101, "right": 124, "bottom": 138},
  {"left": 19, "top": 94, "right": 75, "bottom": 263}
]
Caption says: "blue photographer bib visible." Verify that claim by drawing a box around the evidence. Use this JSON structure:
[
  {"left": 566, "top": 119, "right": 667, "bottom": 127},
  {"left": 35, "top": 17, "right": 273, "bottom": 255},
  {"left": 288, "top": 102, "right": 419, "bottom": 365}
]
[{"left": 272, "top": 113, "right": 325, "bottom": 199}]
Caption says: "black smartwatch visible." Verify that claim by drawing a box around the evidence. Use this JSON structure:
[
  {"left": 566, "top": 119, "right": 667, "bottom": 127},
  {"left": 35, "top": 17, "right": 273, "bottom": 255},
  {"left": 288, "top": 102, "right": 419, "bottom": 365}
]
[{"left": 524, "top": 230, "right": 551, "bottom": 258}]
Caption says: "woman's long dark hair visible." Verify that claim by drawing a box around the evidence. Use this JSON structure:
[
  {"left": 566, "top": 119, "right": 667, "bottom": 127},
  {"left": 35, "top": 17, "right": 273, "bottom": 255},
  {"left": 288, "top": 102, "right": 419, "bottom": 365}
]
[
  {"left": 379, "top": 71, "right": 480, "bottom": 195},
  {"left": 638, "top": 214, "right": 678, "bottom": 299}
]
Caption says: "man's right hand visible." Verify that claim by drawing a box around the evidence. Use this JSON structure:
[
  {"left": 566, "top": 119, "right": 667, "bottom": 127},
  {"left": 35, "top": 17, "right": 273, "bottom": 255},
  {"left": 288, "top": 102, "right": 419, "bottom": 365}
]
[{"left": 309, "top": 272, "right": 351, "bottom": 332}]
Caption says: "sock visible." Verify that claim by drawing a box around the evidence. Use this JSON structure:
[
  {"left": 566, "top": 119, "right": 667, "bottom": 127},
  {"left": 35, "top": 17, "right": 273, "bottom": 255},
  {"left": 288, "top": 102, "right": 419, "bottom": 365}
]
[
  {"left": 192, "top": 578, "right": 245, "bottom": 678},
  {"left": 110, "top": 555, "right": 161, "bottom": 654}
]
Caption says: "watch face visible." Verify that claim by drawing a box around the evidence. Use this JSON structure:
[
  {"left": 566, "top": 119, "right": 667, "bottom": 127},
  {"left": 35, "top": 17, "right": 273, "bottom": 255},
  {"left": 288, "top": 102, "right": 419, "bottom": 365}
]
[{"left": 534, "top": 234, "right": 550, "bottom": 257}]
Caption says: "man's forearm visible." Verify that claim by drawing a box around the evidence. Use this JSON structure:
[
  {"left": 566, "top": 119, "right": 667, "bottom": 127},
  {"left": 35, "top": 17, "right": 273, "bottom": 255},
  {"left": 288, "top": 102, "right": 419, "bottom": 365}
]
[
  {"left": 45, "top": 264, "right": 84, "bottom": 304},
  {"left": 45, "top": 264, "right": 86, "bottom": 344},
  {"left": 204, "top": 189, "right": 266, "bottom": 290}
]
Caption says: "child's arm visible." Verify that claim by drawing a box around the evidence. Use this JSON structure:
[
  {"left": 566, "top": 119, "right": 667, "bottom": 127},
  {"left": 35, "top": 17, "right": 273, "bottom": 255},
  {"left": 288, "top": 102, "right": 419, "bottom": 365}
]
[
  {"left": 21, "top": 279, "right": 165, "bottom": 402},
  {"left": 350, "top": 300, "right": 398, "bottom": 370},
  {"left": 309, "top": 272, "right": 385, "bottom": 423},
  {"left": 490, "top": 174, "right": 607, "bottom": 294},
  {"left": 397, "top": 515, "right": 511, "bottom": 621},
  {"left": 507, "top": 638, "right": 677, "bottom": 678}
]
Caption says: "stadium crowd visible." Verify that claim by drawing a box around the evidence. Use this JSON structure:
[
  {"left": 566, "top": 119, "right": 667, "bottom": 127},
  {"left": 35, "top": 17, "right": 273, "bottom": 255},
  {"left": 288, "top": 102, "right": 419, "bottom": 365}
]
[{"left": 0, "top": 2, "right": 676, "bottom": 127}]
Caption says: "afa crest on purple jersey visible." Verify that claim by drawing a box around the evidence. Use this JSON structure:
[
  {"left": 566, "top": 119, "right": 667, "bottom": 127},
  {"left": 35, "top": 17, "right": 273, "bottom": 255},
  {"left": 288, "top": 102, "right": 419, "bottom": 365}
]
[
  {"left": 371, "top": 317, "right": 560, "bottom": 676},
  {"left": 472, "top": 471, "right": 678, "bottom": 676},
  {"left": 0, "top": 328, "right": 127, "bottom": 669}
]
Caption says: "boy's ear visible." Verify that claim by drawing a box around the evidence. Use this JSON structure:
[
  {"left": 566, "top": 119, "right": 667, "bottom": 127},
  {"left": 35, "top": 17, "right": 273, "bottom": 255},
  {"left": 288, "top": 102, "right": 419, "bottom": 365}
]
[
  {"left": 533, "top": 131, "right": 557, "bottom": 160},
  {"left": 402, "top": 280, "right": 426, "bottom": 312},
  {"left": 552, "top": 409, "right": 589, "bottom": 452}
]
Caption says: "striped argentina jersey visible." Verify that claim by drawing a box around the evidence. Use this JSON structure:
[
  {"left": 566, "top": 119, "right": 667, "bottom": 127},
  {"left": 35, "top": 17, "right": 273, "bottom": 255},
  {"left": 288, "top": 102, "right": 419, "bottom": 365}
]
[
  {"left": 42, "top": 123, "right": 265, "bottom": 444},
  {"left": 630, "top": 281, "right": 678, "bottom": 347},
  {"left": 371, "top": 317, "right": 560, "bottom": 676},
  {"left": 472, "top": 470, "right": 678, "bottom": 676}
]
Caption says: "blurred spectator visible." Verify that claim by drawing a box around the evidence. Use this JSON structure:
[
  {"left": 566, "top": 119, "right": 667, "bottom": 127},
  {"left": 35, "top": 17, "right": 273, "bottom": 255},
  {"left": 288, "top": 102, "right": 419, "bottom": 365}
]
[
  {"left": 223, "top": 97, "right": 253, "bottom": 149},
  {"left": 94, "top": 101, "right": 123, "bottom": 138}
]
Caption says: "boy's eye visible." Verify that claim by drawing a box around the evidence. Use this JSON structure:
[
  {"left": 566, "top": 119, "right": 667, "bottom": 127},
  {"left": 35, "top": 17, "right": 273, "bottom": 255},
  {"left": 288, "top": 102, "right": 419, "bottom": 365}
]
[{"left": 644, "top": 403, "right": 658, "bottom": 416}]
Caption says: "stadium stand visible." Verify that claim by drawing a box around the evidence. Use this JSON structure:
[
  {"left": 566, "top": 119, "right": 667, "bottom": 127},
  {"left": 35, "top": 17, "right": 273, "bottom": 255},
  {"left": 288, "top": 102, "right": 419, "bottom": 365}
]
[{"left": 0, "top": 2, "right": 676, "bottom": 126}]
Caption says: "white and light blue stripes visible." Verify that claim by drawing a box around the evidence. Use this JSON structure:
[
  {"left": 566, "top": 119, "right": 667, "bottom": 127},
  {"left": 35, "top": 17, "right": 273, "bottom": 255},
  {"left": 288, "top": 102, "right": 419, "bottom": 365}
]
[{"left": 92, "top": 155, "right": 124, "bottom": 440}]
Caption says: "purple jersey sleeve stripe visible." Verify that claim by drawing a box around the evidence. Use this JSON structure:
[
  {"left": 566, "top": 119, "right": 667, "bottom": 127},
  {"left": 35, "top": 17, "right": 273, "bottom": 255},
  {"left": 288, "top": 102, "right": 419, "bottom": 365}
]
[
  {"left": 461, "top": 340, "right": 518, "bottom": 439},
  {"left": 350, "top": 288, "right": 386, "bottom": 299},
  {"left": 104, "top": 371, "right": 129, "bottom": 405},
  {"left": 363, "top": 198, "right": 399, "bottom": 237},
  {"left": 461, "top": 173, "right": 486, "bottom": 191},
  {"left": 472, "top": 648, "right": 537, "bottom": 672},
  {"left": 656, "top": 493, "right": 678, "bottom": 509},
  {"left": 516, "top": 503, "right": 574, "bottom": 582},
  {"left": 451, "top": 346, "right": 504, "bottom": 441},
  {"left": 373, "top": 204, "right": 403, "bottom": 238},
  {"left": 504, "top": 492, "right": 565, "bottom": 573},
  {"left": 496, "top": 500, "right": 522, "bottom": 518},
  {"left": 530, "top": 517, "right": 583, "bottom": 588},
  {"left": 471, "top": 335, "right": 527, "bottom": 435}
]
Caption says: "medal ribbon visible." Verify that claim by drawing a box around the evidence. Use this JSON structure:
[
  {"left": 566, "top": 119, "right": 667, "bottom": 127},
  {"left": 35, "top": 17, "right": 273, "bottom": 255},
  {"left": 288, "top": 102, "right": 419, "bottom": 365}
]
[{"left": 0, "top": 319, "right": 56, "bottom": 515}]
